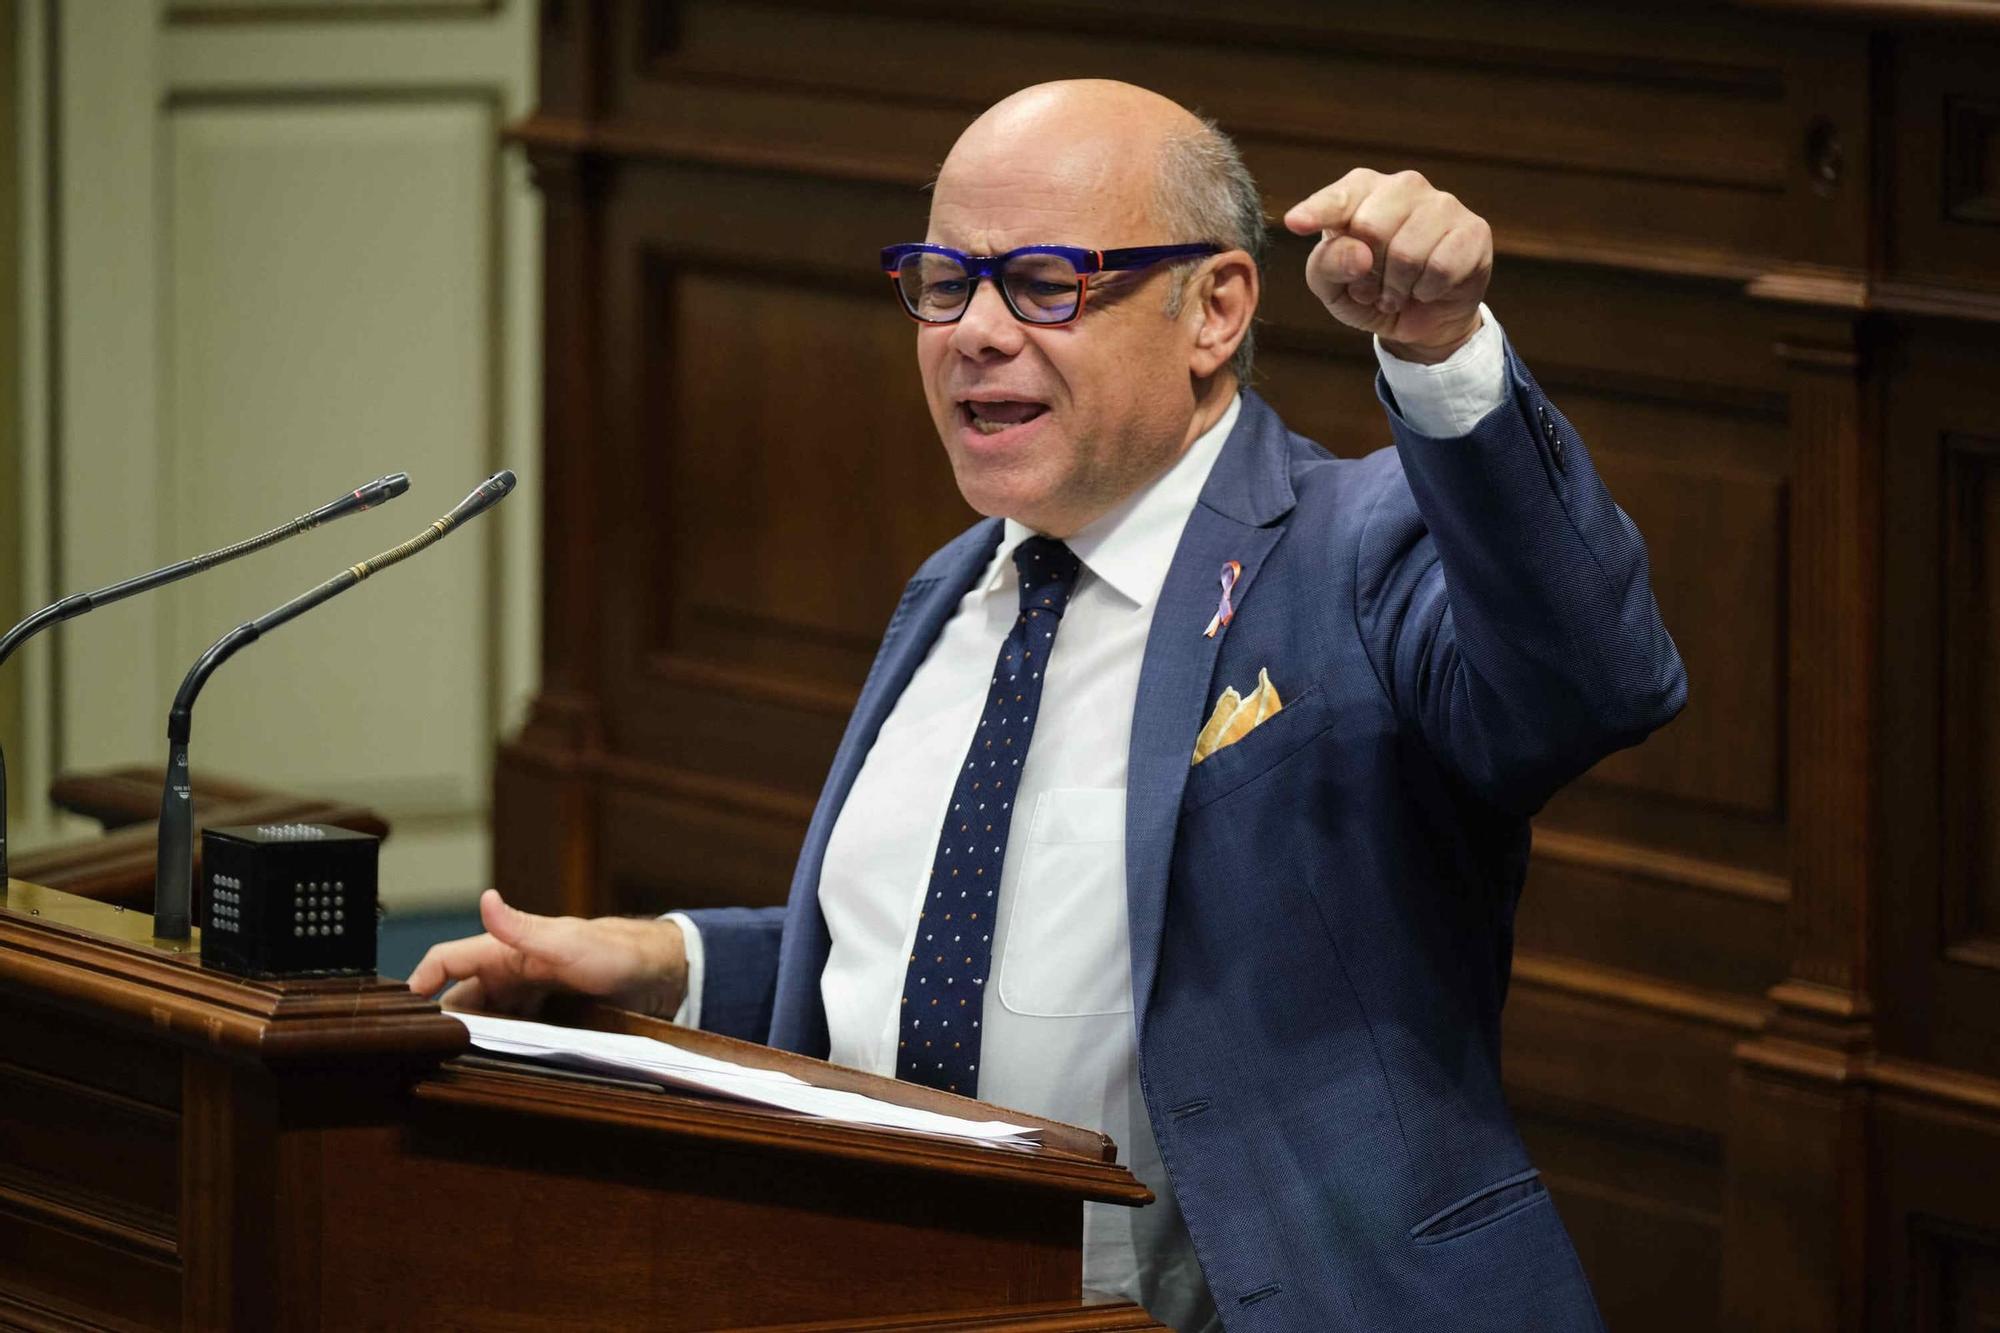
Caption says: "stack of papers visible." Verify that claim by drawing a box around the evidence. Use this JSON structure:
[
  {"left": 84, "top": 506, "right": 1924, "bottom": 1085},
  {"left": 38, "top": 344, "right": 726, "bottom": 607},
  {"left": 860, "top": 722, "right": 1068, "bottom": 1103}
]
[{"left": 447, "top": 1012, "right": 1041, "bottom": 1148}]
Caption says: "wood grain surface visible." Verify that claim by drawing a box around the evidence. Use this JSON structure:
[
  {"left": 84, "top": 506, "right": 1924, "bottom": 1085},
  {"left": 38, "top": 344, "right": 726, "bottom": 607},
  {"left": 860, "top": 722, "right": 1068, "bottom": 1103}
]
[{"left": 490, "top": 4, "right": 2000, "bottom": 1328}]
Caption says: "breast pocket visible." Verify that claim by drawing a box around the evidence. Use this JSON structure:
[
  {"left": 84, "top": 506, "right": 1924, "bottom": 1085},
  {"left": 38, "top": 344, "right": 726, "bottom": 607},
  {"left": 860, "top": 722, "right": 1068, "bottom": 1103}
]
[
  {"left": 1182, "top": 685, "right": 1331, "bottom": 811},
  {"left": 996, "top": 788, "right": 1133, "bottom": 1018}
]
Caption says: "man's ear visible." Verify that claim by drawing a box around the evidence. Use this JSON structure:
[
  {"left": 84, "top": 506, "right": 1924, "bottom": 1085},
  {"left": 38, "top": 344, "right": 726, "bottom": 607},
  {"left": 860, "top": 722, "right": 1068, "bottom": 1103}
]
[{"left": 1186, "top": 252, "right": 1259, "bottom": 380}]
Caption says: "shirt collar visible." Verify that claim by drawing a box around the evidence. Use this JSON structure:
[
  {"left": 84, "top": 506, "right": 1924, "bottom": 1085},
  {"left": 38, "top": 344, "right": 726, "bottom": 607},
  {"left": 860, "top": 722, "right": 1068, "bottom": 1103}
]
[{"left": 985, "top": 393, "right": 1241, "bottom": 609}]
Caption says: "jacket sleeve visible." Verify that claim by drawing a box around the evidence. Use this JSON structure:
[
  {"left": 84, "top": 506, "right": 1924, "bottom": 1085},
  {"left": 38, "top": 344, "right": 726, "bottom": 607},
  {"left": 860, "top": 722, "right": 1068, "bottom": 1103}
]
[
  {"left": 674, "top": 905, "right": 786, "bottom": 1042},
  {"left": 1353, "top": 341, "right": 1686, "bottom": 814}
]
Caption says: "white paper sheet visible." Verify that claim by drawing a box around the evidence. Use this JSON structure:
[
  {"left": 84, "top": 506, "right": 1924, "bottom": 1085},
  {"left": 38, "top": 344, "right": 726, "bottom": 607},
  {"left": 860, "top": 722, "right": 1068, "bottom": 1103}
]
[{"left": 447, "top": 1012, "right": 1042, "bottom": 1148}]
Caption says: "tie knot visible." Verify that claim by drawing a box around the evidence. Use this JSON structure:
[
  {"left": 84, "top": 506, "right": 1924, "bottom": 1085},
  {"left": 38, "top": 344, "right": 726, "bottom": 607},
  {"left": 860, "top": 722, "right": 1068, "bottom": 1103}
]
[{"left": 1012, "top": 536, "right": 1080, "bottom": 618}]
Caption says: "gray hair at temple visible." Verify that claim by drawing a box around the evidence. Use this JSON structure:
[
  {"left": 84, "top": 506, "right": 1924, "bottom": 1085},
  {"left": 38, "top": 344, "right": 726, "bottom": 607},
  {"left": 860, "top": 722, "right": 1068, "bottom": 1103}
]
[{"left": 1155, "top": 114, "right": 1267, "bottom": 385}]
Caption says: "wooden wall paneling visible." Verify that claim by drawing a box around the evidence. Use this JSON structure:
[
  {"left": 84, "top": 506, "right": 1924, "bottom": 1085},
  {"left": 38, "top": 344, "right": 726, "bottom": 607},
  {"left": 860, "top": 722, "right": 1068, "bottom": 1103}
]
[
  {"left": 1514, "top": 853, "right": 1787, "bottom": 999},
  {"left": 1773, "top": 312, "right": 1879, "bottom": 1008},
  {"left": 1498, "top": 955, "right": 1763, "bottom": 1332},
  {"left": 613, "top": 1, "right": 1795, "bottom": 283},
  {"left": 1874, "top": 1090, "right": 2000, "bottom": 1332},
  {"left": 494, "top": 148, "right": 609, "bottom": 918},
  {"left": 533, "top": 0, "right": 606, "bottom": 122},
  {"left": 1940, "top": 433, "right": 2000, "bottom": 970},
  {"left": 585, "top": 162, "right": 970, "bottom": 912},
  {"left": 638, "top": 256, "right": 944, "bottom": 701},
  {"left": 1886, "top": 34, "right": 2000, "bottom": 303},
  {"left": 1724, "top": 1056, "right": 1869, "bottom": 1333},
  {"left": 1723, "top": 294, "right": 1880, "bottom": 1333},
  {"left": 1769, "top": 22, "right": 1874, "bottom": 278},
  {"left": 596, "top": 772, "right": 813, "bottom": 916},
  {"left": 498, "top": 4, "right": 2000, "bottom": 1327},
  {"left": 1880, "top": 319, "right": 2000, "bottom": 1078}
]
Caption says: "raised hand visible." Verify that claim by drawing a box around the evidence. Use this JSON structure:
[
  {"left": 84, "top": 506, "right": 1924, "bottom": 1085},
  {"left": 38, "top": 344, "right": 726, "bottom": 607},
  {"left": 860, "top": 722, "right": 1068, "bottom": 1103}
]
[
  {"left": 1283, "top": 168, "right": 1492, "bottom": 364},
  {"left": 405, "top": 888, "right": 688, "bottom": 1019}
]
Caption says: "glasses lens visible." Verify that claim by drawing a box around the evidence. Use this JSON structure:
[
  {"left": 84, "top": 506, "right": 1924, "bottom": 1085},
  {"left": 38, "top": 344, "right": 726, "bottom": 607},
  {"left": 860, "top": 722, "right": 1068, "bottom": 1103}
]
[
  {"left": 897, "top": 251, "right": 971, "bottom": 322},
  {"left": 1001, "top": 251, "right": 1083, "bottom": 323}
]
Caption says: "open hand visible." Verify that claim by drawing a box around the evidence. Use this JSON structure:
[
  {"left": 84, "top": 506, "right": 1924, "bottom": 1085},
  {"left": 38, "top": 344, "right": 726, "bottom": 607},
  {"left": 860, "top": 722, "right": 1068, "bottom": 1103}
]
[
  {"left": 1283, "top": 169, "right": 1492, "bottom": 364},
  {"left": 405, "top": 888, "right": 688, "bottom": 1019}
]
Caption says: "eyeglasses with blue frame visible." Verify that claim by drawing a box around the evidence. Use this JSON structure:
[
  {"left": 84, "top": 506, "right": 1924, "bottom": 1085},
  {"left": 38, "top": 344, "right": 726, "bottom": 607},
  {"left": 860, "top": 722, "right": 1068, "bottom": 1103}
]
[{"left": 881, "top": 242, "right": 1223, "bottom": 327}]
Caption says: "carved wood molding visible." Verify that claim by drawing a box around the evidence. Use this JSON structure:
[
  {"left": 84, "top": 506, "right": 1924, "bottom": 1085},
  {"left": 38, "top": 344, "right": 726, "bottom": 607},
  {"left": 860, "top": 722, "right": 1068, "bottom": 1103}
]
[
  {"left": 647, "top": 652, "right": 861, "bottom": 719},
  {"left": 509, "top": 121, "right": 2000, "bottom": 331},
  {"left": 0, "top": 883, "right": 465, "bottom": 1067},
  {"left": 512, "top": 115, "right": 1787, "bottom": 290},
  {"left": 1735, "top": 0, "right": 2000, "bottom": 29},
  {"left": 1531, "top": 828, "right": 1789, "bottom": 906},
  {"left": 1871, "top": 278, "right": 2000, "bottom": 322},
  {"left": 417, "top": 1062, "right": 1150, "bottom": 1205},
  {"left": 1755, "top": 267, "right": 2000, "bottom": 323},
  {"left": 768, "top": 0, "right": 1783, "bottom": 95},
  {"left": 1871, "top": 1055, "right": 2000, "bottom": 1115},
  {"left": 1735, "top": 1034, "right": 2000, "bottom": 1123},
  {"left": 743, "top": 1295, "right": 1172, "bottom": 1332},
  {"left": 1511, "top": 951, "right": 1770, "bottom": 1032},
  {"left": 587, "top": 753, "right": 819, "bottom": 824},
  {"left": 0, "top": 1163, "right": 179, "bottom": 1264}
]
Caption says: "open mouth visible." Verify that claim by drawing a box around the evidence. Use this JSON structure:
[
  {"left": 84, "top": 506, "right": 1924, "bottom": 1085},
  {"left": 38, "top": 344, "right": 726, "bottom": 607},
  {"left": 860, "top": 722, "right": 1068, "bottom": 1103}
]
[{"left": 961, "top": 400, "right": 1049, "bottom": 436}]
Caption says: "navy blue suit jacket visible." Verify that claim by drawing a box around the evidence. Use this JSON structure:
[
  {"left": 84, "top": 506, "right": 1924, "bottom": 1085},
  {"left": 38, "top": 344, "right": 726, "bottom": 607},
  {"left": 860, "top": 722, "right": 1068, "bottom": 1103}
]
[{"left": 683, "top": 344, "right": 1684, "bottom": 1331}]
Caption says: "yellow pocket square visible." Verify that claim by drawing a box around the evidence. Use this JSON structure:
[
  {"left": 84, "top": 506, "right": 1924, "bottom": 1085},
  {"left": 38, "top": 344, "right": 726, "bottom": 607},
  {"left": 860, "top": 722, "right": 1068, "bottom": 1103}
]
[{"left": 1191, "top": 668, "right": 1284, "bottom": 765}]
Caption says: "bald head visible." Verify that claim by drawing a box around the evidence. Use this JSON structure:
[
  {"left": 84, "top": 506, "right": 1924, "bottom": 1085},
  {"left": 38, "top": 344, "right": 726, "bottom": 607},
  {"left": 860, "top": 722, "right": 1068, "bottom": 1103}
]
[
  {"left": 936, "top": 81, "right": 1207, "bottom": 240},
  {"left": 931, "top": 81, "right": 1266, "bottom": 382}
]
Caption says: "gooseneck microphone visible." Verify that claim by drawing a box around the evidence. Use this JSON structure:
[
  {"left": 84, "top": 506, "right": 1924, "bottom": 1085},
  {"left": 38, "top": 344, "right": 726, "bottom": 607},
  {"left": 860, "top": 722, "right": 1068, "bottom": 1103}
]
[
  {"left": 151, "top": 470, "right": 515, "bottom": 940},
  {"left": 0, "top": 473, "right": 410, "bottom": 883}
]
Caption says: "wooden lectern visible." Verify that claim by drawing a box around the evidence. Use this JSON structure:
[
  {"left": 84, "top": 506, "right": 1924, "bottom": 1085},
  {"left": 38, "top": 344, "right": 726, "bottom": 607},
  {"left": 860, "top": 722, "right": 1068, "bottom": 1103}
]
[{"left": 0, "top": 880, "right": 1165, "bottom": 1330}]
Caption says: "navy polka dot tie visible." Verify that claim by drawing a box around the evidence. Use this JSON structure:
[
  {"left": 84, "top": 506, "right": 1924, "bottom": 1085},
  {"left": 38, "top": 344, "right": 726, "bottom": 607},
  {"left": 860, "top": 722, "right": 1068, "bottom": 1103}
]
[{"left": 896, "top": 535, "right": 1081, "bottom": 1096}]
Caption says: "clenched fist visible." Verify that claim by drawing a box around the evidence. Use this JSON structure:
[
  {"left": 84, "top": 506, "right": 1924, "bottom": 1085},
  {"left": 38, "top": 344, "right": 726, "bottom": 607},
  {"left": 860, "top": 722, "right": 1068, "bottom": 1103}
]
[{"left": 1283, "top": 168, "right": 1493, "bottom": 365}]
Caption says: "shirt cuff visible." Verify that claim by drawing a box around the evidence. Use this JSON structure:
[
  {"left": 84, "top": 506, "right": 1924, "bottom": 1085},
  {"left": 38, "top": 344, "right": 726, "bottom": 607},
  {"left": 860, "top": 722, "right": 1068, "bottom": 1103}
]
[
  {"left": 1373, "top": 302, "right": 1506, "bottom": 439},
  {"left": 661, "top": 911, "right": 704, "bottom": 1029}
]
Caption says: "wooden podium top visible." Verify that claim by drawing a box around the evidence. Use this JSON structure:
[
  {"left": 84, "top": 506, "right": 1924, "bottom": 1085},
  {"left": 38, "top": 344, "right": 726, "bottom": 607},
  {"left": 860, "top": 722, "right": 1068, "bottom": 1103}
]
[
  {"left": 0, "top": 877, "right": 1163, "bottom": 1328},
  {"left": 0, "top": 877, "right": 1148, "bottom": 1201},
  {"left": 0, "top": 877, "right": 460, "bottom": 1063}
]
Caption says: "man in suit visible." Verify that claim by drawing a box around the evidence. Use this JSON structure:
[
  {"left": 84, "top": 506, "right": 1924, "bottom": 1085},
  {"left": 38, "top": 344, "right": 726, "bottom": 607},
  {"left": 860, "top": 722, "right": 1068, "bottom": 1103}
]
[{"left": 412, "top": 79, "right": 1683, "bottom": 1331}]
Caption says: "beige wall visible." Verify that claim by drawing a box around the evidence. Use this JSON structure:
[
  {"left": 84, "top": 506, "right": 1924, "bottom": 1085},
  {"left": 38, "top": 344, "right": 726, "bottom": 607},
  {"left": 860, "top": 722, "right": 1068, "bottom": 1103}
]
[
  {"left": 0, "top": 1, "right": 18, "bottom": 787},
  {"left": 9, "top": 0, "right": 540, "bottom": 909}
]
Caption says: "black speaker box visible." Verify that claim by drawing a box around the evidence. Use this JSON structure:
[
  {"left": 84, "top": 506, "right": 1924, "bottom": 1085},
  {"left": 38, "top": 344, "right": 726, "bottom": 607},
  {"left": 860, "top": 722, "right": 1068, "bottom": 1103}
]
[{"left": 199, "top": 822, "right": 379, "bottom": 978}]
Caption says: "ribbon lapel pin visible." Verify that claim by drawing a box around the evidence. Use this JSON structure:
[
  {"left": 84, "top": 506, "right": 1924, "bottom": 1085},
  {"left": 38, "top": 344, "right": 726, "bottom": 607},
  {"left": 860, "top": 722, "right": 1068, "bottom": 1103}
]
[{"left": 1203, "top": 560, "right": 1242, "bottom": 639}]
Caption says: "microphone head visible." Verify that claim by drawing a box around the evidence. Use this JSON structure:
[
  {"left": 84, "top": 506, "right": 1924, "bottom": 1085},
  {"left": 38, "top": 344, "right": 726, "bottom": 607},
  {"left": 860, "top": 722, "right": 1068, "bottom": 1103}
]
[
  {"left": 358, "top": 473, "right": 412, "bottom": 508},
  {"left": 306, "top": 472, "right": 415, "bottom": 526},
  {"left": 448, "top": 470, "right": 517, "bottom": 524}
]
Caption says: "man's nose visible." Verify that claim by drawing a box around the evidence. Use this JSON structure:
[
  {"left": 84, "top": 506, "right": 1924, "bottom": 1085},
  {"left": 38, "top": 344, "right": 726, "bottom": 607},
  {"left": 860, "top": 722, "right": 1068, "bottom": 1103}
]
[{"left": 948, "top": 278, "right": 1025, "bottom": 359}]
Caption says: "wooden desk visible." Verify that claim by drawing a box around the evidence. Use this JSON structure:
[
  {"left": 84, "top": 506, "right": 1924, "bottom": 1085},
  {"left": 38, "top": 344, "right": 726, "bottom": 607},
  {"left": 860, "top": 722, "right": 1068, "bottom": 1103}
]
[{"left": 0, "top": 880, "right": 1161, "bottom": 1331}]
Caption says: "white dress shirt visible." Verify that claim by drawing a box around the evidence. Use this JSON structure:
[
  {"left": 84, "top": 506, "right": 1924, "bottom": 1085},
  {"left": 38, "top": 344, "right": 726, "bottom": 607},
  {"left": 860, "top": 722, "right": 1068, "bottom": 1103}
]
[{"left": 672, "top": 308, "right": 1509, "bottom": 1331}]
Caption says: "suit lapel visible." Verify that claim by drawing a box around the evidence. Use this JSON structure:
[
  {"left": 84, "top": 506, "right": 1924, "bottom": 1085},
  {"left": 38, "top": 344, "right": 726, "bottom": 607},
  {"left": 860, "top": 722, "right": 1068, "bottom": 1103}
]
[
  {"left": 770, "top": 519, "right": 1001, "bottom": 1055},
  {"left": 802, "top": 519, "right": 1002, "bottom": 894},
  {"left": 1126, "top": 392, "right": 1297, "bottom": 1031}
]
